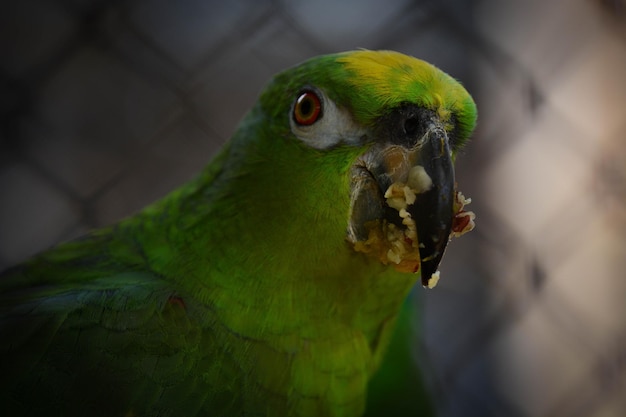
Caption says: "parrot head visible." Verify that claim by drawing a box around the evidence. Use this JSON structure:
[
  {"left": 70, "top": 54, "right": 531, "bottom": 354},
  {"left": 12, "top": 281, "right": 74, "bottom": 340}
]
[{"left": 225, "top": 50, "right": 477, "bottom": 288}]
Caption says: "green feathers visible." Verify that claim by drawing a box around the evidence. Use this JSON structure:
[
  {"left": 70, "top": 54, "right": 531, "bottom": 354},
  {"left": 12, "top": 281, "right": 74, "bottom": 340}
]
[
  {"left": 0, "top": 50, "right": 476, "bottom": 417},
  {"left": 261, "top": 50, "right": 476, "bottom": 147}
]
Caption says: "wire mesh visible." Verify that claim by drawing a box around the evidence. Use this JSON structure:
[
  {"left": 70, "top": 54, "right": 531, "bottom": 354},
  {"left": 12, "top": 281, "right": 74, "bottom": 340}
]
[{"left": 1, "top": 0, "right": 626, "bottom": 416}]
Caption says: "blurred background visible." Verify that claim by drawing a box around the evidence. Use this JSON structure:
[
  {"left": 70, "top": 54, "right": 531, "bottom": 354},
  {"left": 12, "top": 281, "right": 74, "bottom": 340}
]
[{"left": 1, "top": 0, "right": 626, "bottom": 415}]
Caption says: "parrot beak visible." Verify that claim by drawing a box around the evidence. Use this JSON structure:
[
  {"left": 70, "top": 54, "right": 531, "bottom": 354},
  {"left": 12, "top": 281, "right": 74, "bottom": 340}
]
[
  {"left": 349, "top": 108, "right": 455, "bottom": 287},
  {"left": 408, "top": 123, "right": 454, "bottom": 286}
]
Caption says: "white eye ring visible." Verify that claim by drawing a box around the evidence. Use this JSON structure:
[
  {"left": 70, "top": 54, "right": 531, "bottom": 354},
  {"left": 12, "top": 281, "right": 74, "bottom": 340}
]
[{"left": 289, "top": 88, "right": 367, "bottom": 150}]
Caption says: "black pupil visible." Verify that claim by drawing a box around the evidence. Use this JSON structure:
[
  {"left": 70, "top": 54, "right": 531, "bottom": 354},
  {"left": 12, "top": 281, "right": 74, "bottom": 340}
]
[
  {"left": 404, "top": 117, "right": 420, "bottom": 137},
  {"left": 300, "top": 96, "right": 313, "bottom": 116}
]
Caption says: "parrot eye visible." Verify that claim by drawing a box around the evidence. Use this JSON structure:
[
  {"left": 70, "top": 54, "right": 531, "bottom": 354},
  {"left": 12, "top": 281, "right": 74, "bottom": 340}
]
[
  {"left": 289, "top": 88, "right": 364, "bottom": 149},
  {"left": 293, "top": 91, "right": 322, "bottom": 125}
]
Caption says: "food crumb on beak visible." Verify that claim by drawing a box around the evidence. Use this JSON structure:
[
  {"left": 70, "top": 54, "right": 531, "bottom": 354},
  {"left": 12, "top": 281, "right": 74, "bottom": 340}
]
[
  {"left": 451, "top": 191, "right": 475, "bottom": 238},
  {"left": 425, "top": 270, "right": 440, "bottom": 289},
  {"left": 351, "top": 171, "right": 476, "bottom": 287},
  {"left": 407, "top": 165, "right": 433, "bottom": 194}
]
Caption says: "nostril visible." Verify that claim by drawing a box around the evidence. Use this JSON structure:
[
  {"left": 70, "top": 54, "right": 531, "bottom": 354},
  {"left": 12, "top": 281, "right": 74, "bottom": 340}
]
[{"left": 403, "top": 117, "right": 420, "bottom": 137}]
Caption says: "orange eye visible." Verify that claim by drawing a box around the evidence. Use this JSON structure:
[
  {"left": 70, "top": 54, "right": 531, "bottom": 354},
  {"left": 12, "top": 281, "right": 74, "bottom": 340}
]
[{"left": 293, "top": 91, "right": 322, "bottom": 125}]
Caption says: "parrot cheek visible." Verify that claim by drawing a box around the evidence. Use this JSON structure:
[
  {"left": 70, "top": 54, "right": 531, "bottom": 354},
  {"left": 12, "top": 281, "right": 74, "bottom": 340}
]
[{"left": 347, "top": 163, "right": 386, "bottom": 243}]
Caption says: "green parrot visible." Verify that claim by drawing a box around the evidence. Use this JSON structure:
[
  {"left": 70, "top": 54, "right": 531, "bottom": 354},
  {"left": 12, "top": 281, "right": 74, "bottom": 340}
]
[{"left": 0, "top": 50, "right": 477, "bottom": 417}]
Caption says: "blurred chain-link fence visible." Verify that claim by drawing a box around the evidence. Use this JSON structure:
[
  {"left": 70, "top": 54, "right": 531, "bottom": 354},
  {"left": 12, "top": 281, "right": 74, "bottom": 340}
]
[{"left": 2, "top": 0, "right": 626, "bottom": 416}]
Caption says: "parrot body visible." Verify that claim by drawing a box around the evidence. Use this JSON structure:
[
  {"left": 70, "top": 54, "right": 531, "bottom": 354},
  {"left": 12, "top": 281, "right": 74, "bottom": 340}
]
[{"left": 0, "top": 50, "right": 476, "bottom": 416}]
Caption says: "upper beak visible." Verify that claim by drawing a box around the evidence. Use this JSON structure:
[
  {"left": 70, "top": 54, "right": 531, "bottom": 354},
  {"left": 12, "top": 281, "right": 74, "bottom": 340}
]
[
  {"left": 409, "top": 123, "right": 454, "bottom": 286},
  {"left": 349, "top": 108, "right": 455, "bottom": 286}
]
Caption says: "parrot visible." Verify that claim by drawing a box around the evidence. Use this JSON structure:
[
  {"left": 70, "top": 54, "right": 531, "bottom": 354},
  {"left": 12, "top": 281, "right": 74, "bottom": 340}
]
[{"left": 0, "top": 50, "right": 477, "bottom": 417}]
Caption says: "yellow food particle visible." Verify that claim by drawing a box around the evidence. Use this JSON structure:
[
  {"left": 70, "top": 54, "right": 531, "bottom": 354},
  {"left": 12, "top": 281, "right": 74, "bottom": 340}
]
[
  {"left": 353, "top": 220, "right": 421, "bottom": 274},
  {"left": 384, "top": 183, "right": 416, "bottom": 210},
  {"left": 426, "top": 270, "right": 440, "bottom": 289},
  {"left": 353, "top": 174, "right": 426, "bottom": 274},
  {"left": 407, "top": 165, "right": 432, "bottom": 194}
]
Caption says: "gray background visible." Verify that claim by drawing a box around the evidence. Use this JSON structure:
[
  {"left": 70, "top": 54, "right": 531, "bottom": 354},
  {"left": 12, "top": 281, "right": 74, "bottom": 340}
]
[{"left": 2, "top": 0, "right": 626, "bottom": 416}]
